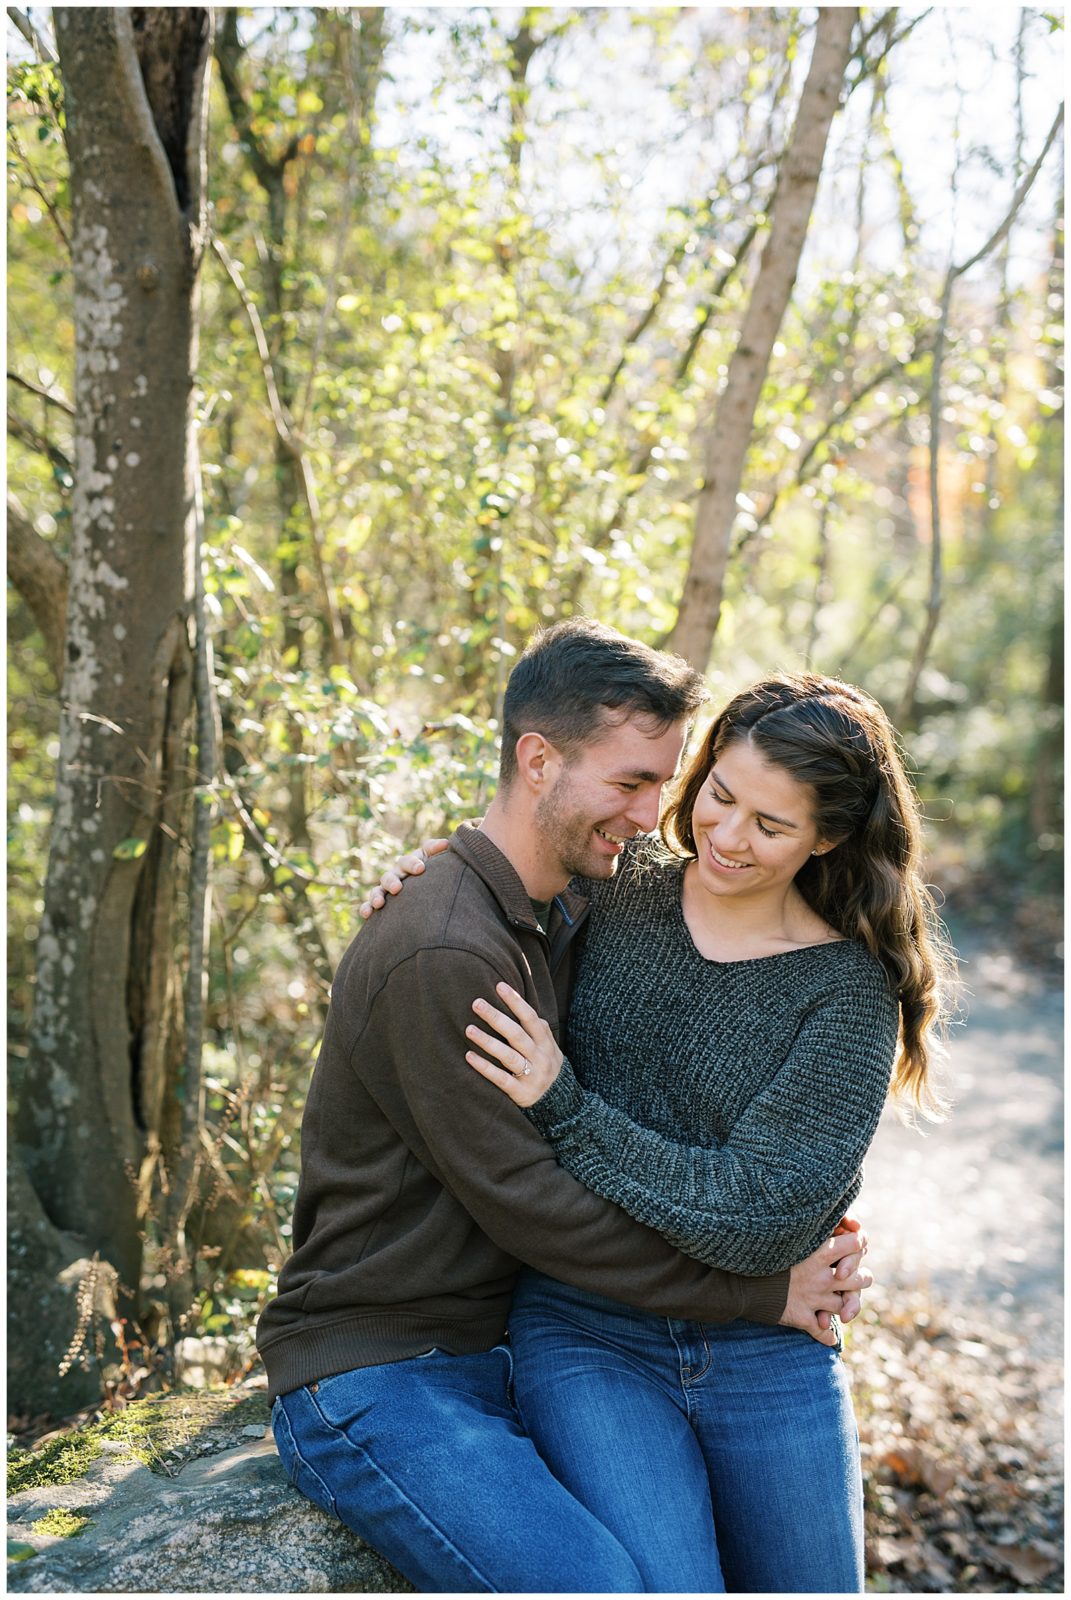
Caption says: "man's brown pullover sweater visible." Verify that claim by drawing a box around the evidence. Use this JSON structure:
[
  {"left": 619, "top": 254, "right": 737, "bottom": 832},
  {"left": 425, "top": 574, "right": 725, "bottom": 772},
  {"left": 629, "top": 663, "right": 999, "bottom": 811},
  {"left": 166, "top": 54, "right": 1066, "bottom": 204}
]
[{"left": 256, "top": 826, "right": 790, "bottom": 1399}]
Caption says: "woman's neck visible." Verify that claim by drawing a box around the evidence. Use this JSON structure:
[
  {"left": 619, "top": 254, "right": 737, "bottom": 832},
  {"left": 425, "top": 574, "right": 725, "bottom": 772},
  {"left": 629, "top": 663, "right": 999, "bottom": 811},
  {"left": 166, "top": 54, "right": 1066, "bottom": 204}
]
[{"left": 680, "top": 861, "right": 834, "bottom": 960}]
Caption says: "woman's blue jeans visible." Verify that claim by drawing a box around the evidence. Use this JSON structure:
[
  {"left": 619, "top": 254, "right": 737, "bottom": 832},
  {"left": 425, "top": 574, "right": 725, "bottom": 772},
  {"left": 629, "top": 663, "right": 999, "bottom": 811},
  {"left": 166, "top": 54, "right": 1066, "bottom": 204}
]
[
  {"left": 272, "top": 1342, "right": 644, "bottom": 1593},
  {"left": 509, "top": 1270, "right": 864, "bottom": 1594}
]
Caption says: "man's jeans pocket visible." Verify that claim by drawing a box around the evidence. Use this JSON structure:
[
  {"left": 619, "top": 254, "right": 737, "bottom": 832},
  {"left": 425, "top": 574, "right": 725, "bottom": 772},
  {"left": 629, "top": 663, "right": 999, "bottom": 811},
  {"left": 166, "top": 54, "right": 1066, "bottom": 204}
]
[{"left": 272, "top": 1394, "right": 339, "bottom": 1519}]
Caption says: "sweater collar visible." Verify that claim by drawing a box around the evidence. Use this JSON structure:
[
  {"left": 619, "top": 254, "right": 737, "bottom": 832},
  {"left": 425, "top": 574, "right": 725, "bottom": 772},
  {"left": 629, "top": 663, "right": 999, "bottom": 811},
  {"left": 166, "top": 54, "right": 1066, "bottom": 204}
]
[{"left": 448, "top": 820, "right": 588, "bottom": 930}]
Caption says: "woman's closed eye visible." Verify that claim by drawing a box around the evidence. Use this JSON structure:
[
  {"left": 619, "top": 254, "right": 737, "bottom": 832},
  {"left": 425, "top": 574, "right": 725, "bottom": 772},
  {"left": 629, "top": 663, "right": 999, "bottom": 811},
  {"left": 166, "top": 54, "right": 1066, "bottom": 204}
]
[{"left": 708, "top": 787, "right": 781, "bottom": 838}]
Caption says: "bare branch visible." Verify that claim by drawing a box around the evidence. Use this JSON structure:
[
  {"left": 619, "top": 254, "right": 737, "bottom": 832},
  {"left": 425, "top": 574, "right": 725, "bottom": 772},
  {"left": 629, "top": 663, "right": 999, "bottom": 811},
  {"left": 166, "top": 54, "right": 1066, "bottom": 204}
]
[
  {"left": 730, "top": 340, "right": 935, "bottom": 566},
  {"left": 211, "top": 235, "right": 345, "bottom": 663},
  {"left": 8, "top": 125, "right": 72, "bottom": 252},
  {"left": 953, "top": 101, "right": 1064, "bottom": 283},
  {"left": 673, "top": 218, "right": 761, "bottom": 387},
  {"left": 845, "top": 9, "right": 933, "bottom": 96},
  {"left": 899, "top": 99, "right": 1064, "bottom": 723},
  {"left": 8, "top": 368, "right": 75, "bottom": 416},
  {"left": 211, "top": 236, "right": 293, "bottom": 442},
  {"left": 8, "top": 407, "right": 73, "bottom": 477},
  {"left": 8, "top": 6, "right": 57, "bottom": 62},
  {"left": 600, "top": 144, "right": 776, "bottom": 413},
  {"left": 835, "top": 568, "right": 915, "bottom": 675},
  {"left": 599, "top": 243, "right": 688, "bottom": 408},
  {"left": 7, "top": 491, "right": 68, "bottom": 679},
  {"left": 174, "top": 431, "right": 218, "bottom": 1261}
]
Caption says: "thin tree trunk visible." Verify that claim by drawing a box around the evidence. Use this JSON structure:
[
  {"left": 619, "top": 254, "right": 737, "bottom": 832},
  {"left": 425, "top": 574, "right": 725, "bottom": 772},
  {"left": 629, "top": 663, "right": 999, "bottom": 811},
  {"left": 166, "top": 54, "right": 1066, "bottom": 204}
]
[
  {"left": 898, "top": 101, "right": 1064, "bottom": 725},
  {"left": 1029, "top": 609, "right": 1063, "bottom": 845},
  {"left": 666, "top": 7, "right": 858, "bottom": 671},
  {"left": 1028, "top": 187, "right": 1064, "bottom": 845}
]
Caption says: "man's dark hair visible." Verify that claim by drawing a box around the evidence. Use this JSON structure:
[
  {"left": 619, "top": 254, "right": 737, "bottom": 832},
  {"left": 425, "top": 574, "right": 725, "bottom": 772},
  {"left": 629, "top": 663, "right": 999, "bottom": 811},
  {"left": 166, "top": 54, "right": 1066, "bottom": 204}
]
[{"left": 499, "top": 617, "right": 707, "bottom": 785}]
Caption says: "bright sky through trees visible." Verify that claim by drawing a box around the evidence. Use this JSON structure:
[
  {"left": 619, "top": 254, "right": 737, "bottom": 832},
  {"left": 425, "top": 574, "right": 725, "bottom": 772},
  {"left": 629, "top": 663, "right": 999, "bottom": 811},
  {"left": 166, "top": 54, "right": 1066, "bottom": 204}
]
[{"left": 369, "top": 6, "right": 1063, "bottom": 292}]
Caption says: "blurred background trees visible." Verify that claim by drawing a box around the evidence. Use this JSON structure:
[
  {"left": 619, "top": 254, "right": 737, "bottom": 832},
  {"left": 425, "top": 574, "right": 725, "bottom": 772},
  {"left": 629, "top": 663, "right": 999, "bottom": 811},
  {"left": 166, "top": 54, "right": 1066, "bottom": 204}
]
[{"left": 7, "top": 6, "right": 1063, "bottom": 1415}]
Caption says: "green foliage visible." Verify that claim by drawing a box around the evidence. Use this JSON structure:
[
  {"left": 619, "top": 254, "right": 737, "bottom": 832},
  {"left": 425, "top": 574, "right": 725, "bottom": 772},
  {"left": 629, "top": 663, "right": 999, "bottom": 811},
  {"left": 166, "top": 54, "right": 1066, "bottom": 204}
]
[{"left": 7, "top": 6, "right": 1062, "bottom": 1359}]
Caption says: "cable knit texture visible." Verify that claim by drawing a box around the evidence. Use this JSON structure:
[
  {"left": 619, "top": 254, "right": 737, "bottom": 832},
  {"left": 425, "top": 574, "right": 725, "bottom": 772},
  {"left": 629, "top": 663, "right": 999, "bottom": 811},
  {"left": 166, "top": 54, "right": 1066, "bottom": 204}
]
[{"left": 525, "top": 843, "right": 899, "bottom": 1275}]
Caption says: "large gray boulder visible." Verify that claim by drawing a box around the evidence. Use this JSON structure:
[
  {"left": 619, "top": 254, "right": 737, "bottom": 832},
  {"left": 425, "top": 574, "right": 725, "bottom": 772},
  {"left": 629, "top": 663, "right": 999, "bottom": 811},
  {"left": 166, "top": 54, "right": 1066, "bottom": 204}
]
[{"left": 8, "top": 1413, "right": 414, "bottom": 1593}]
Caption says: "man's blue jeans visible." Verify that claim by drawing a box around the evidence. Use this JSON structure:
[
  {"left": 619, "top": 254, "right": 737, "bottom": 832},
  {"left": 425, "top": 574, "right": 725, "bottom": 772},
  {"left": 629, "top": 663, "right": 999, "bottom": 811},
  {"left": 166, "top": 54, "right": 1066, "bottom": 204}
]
[
  {"left": 509, "top": 1270, "right": 864, "bottom": 1594},
  {"left": 272, "top": 1342, "right": 643, "bottom": 1593}
]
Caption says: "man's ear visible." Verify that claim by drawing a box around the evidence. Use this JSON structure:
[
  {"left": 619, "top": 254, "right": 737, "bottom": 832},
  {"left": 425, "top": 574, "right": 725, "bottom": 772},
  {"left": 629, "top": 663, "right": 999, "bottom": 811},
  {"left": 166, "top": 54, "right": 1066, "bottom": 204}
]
[{"left": 514, "top": 731, "right": 563, "bottom": 792}]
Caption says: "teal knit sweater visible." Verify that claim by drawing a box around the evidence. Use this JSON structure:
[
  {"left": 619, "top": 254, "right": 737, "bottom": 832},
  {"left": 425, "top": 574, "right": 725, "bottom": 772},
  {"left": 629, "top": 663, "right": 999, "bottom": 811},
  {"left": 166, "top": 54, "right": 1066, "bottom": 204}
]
[{"left": 526, "top": 847, "right": 899, "bottom": 1276}]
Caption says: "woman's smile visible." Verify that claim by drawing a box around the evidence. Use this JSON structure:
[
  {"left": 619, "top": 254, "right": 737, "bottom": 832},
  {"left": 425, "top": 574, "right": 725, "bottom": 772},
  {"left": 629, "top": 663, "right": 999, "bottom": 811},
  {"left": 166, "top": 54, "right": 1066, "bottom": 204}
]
[{"left": 708, "top": 845, "right": 750, "bottom": 872}]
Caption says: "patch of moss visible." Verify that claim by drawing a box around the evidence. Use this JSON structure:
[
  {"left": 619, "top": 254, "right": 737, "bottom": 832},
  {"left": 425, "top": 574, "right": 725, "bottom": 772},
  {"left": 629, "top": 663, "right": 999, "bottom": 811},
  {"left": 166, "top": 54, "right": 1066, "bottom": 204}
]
[
  {"left": 30, "top": 1508, "right": 91, "bottom": 1539},
  {"left": 6, "top": 1433, "right": 102, "bottom": 1497},
  {"left": 7, "top": 1391, "right": 272, "bottom": 1497}
]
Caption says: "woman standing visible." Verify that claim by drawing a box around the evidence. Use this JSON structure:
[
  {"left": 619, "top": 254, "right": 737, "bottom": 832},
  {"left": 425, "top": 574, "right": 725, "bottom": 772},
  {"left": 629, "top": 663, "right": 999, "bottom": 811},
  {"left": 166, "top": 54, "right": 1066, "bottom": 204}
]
[{"left": 371, "top": 673, "right": 954, "bottom": 1592}]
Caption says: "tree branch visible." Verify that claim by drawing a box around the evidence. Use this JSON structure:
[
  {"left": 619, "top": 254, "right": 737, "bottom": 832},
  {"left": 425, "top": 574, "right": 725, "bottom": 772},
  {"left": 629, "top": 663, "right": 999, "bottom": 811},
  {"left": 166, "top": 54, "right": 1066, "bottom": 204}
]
[
  {"left": 835, "top": 567, "right": 915, "bottom": 675},
  {"left": 8, "top": 6, "right": 57, "bottom": 62},
  {"left": 210, "top": 237, "right": 292, "bottom": 439},
  {"left": 8, "top": 408, "right": 73, "bottom": 478},
  {"left": 899, "top": 99, "right": 1064, "bottom": 724},
  {"left": 211, "top": 235, "right": 345, "bottom": 663},
  {"left": 7, "top": 491, "right": 68, "bottom": 679},
  {"left": 214, "top": 9, "right": 306, "bottom": 190},
  {"left": 845, "top": 9, "right": 932, "bottom": 96},
  {"left": 728, "top": 341, "right": 934, "bottom": 566},
  {"left": 599, "top": 242, "right": 688, "bottom": 408},
  {"left": 8, "top": 368, "right": 75, "bottom": 415},
  {"left": 110, "top": 9, "right": 185, "bottom": 231},
  {"left": 673, "top": 218, "right": 761, "bottom": 388},
  {"left": 8, "top": 124, "right": 72, "bottom": 252},
  {"left": 953, "top": 101, "right": 1064, "bottom": 282},
  {"left": 175, "top": 432, "right": 218, "bottom": 1258}
]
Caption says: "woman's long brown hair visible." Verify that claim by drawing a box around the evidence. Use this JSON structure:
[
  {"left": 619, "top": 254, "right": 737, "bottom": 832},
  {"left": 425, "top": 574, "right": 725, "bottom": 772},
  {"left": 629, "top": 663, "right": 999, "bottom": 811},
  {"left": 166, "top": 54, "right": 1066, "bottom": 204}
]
[{"left": 661, "top": 673, "right": 957, "bottom": 1116}]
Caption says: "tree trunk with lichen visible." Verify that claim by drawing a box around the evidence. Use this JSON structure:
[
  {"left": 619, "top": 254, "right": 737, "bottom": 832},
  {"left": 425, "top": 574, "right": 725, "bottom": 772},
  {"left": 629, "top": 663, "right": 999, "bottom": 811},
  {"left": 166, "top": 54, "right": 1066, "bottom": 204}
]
[{"left": 9, "top": 7, "right": 213, "bottom": 1416}]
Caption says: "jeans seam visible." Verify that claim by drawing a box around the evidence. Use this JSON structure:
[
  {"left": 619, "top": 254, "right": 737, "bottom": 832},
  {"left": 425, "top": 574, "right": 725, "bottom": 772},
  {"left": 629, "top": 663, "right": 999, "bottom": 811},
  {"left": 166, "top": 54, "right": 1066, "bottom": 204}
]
[
  {"left": 275, "top": 1397, "right": 339, "bottom": 1516},
  {"left": 303, "top": 1388, "right": 502, "bottom": 1592},
  {"left": 667, "top": 1321, "right": 712, "bottom": 1388}
]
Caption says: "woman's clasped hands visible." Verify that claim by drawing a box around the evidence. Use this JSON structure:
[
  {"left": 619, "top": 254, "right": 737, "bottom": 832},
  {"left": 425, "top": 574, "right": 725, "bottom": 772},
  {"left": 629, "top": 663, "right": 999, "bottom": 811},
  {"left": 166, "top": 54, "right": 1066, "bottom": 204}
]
[{"left": 465, "top": 983, "right": 563, "bottom": 1107}]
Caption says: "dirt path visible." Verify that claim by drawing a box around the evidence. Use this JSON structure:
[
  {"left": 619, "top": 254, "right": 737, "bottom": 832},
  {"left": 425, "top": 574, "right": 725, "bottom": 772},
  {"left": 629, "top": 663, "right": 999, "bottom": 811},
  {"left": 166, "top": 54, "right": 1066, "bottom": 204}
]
[{"left": 860, "top": 924, "right": 1063, "bottom": 1354}]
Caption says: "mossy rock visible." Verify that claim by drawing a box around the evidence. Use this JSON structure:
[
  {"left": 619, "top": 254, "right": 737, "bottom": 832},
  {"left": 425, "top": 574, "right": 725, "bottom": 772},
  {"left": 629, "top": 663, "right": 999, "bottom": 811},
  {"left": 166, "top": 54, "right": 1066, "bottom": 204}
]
[
  {"left": 8, "top": 1391, "right": 271, "bottom": 1496},
  {"left": 7, "top": 1386, "right": 412, "bottom": 1593}
]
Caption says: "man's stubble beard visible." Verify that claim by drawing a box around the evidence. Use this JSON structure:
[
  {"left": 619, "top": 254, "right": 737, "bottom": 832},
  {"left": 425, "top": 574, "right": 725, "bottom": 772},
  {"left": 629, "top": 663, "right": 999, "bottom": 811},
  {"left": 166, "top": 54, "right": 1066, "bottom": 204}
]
[{"left": 533, "top": 767, "right": 618, "bottom": 883}]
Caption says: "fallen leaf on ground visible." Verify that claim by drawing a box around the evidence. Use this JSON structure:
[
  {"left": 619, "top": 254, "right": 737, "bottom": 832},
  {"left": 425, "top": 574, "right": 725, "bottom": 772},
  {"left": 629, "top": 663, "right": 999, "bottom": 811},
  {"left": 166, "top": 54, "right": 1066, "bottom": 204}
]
[
  {"left": 982, "top": 1540, "right": 1062, "bottom": 1584},
  {"left": 882, "top": 1440, "right": 959, "bottom": 1498}
]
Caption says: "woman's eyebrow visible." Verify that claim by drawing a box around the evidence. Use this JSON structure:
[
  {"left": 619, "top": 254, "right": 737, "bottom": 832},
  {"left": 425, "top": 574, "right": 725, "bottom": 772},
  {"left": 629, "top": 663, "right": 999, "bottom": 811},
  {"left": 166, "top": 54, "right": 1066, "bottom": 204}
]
[{"left": 708, "top": 769, "right": 800, "bottom": 830}]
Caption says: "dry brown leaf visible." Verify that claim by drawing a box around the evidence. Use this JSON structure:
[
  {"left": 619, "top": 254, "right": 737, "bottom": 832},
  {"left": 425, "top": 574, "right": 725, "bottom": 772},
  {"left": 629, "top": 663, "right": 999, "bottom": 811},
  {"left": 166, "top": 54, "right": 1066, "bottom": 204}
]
[
  {"left": 982, "top": 1539, "right": 1063, "bottom": 1584},
  {"left": 882, "top": 1440, "right": 959, "bottom": 1497}
]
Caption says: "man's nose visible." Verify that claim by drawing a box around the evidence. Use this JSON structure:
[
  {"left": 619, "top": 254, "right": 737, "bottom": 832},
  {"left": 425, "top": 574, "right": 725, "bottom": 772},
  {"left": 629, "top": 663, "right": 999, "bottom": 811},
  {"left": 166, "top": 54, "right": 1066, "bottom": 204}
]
[{"left": 625, "top": 787, "right": 662, "bottom": 834}]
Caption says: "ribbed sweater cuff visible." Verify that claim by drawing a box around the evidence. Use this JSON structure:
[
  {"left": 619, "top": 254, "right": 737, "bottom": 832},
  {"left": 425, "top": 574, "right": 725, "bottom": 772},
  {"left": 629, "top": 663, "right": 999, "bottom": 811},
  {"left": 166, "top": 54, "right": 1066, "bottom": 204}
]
[
  {"left": 524, "top": 1055, "right": 586, "bottom": 1134},
  {"left": 736, "top": 1268, "right": 790, "bottom": 1325}
]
